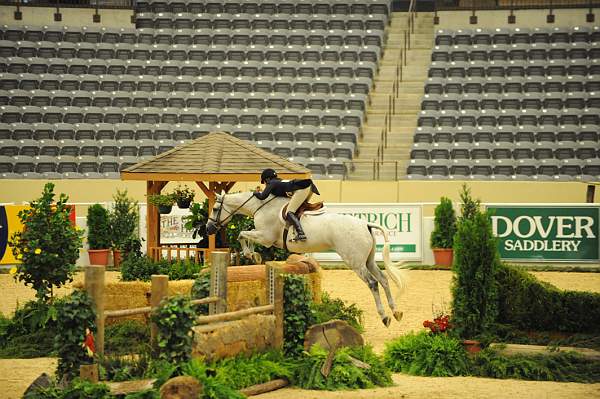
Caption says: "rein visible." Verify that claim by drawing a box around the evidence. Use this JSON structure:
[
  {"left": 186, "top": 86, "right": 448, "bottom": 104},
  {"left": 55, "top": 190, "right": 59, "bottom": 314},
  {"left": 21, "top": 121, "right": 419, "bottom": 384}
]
[{"left": 209, "top": 194, "right": 277, "bottom": 230}]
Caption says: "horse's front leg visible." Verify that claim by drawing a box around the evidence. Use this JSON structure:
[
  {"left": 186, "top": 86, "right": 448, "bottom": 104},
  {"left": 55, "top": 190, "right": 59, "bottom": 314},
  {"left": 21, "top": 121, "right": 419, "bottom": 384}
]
[
  {"left": 239, "top": 229, "right": 276, "bottom": 263},
  {"left": 239, "top": 229, "right": 275, "bottom": 248}
]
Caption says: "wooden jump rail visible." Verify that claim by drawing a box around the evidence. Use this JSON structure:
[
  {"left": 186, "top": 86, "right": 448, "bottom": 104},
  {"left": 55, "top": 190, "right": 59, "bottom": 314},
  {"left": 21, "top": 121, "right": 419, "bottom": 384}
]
[{"left": 103, "top": 297, "right": 221, "bottom": 319}]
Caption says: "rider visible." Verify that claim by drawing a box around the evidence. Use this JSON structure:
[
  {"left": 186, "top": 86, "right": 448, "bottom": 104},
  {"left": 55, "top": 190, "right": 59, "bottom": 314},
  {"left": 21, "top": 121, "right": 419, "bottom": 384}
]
[{"left": 253, "top": 168, "right": 320, "bottom": 241}]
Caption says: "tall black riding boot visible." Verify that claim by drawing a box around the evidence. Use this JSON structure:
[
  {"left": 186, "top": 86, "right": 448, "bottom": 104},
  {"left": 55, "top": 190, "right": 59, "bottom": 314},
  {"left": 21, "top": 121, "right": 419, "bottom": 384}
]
[{"left": 286, "top": 211, "right": 307, "bottom": 241}]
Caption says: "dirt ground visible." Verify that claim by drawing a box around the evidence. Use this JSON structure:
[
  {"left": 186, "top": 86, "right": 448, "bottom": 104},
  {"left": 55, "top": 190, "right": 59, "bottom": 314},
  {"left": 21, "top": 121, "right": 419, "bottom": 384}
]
[{"left": 1, "top": 270, "right": 600, "bottom": 399}]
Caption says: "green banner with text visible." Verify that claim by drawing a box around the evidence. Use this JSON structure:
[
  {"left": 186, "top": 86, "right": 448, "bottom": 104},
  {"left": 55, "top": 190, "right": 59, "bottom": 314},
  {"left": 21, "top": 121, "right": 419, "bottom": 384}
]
[{"left": 487, "top": 206, "right": 600, "bottom": 261}]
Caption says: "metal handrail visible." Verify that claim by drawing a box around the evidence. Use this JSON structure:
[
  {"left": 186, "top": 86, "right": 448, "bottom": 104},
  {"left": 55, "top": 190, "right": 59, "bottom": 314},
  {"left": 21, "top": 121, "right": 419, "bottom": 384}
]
[{"left": 341, "top": 160, "right": 401, "bottom": 181}]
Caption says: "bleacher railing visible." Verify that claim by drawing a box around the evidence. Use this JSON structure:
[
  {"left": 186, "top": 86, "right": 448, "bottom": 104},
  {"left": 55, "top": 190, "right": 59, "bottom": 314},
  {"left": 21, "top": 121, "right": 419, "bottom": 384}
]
[
  {"left": 1, "top": 0, "right": 134, "bottom": 9},
  {"left": 434, "top": 0, "right": 600, "bottom": 11}
]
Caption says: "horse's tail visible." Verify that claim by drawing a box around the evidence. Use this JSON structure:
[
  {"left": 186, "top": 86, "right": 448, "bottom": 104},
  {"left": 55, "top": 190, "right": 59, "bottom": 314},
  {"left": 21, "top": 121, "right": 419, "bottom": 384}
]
[{"left": 367, "top": 223, "right": 409, "bottom": 297}]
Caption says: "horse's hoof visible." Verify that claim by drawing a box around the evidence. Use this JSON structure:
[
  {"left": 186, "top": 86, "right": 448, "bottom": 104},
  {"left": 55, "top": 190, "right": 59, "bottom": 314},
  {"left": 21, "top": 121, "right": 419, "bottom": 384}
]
[
  {"left": 393, "top": 311, "right": 403, "bottom": 322},
  {"left": 382, "top": 316, "right": 391, "bottom": 327}
]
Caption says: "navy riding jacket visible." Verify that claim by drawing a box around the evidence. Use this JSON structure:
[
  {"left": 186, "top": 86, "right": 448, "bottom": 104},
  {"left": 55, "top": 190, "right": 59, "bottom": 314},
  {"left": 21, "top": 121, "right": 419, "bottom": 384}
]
[{"left": 253, "top": 178, "right": 319, "bottom": 200}]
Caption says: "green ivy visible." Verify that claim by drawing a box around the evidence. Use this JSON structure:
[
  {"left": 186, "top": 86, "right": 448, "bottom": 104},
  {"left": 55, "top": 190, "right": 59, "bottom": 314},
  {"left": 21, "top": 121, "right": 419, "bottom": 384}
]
[
  {"left": 150, "top": 296, "right": 196, "bottom": 364},
  {"left": 54, "top": 291, "right": 97, "bottom": 381},
  {"left": 384, "top": 331, "right": 470, "bottom": 377},
  {"left": 191, "top": 272, "right": 211, "bottom": 315},
  {"left": 8, "top": 183, "right": 83, "bottom": 301},
  {"left": 311, "top": 292, "right": 364, "bottom": 332},
  {"left": 290, "top": 345, "right": 392, "bottom": 390},
  {"left": 452, "top": 188, "right": 499, "bottom": 339},
  {"left": 283, "top": 274, "right": 314, "bottom": 357}
]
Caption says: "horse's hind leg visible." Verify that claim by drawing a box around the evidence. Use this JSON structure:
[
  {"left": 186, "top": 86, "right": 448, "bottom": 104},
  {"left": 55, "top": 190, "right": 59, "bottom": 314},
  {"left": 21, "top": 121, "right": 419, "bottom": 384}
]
[
  {"left": 366, "top": 253, "right": 403, "bottom": 323},
  {"left": 352, "top": 263, "right": 391, "bottom": 327}
]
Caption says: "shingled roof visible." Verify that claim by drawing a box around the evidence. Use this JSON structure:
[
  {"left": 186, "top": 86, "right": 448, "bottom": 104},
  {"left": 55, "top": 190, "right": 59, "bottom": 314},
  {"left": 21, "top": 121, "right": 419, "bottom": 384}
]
[{"left": 121, "top": 131, "right": 311, "bottom": 182}]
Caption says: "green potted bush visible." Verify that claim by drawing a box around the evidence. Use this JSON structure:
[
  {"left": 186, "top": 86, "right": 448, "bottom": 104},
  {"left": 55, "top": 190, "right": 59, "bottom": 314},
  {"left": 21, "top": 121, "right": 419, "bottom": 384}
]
[
  {"left": 8, "top": 183, "right": 83, "bottom": 301},
  {"left": 109, "top": 189, "right": 139, "bottom": 268},
  {"left": 148, "top": 193, "right": 175, "bottom": 214},
  {"left": 172, "top": 185, "right": 195, "bottom": 209},
  {"left": 87, "top": 204, "right": 112, "bottom": 266},
  {"left": 430, "top": 197, "right": 457, "bottom": 268}
]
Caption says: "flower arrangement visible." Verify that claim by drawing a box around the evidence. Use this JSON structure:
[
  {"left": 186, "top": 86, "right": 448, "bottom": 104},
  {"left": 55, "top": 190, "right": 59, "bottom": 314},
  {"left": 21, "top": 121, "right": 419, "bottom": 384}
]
[
  {"left": 423, "top": 303, "right": 451, "bottom": 334},
  {"left": 172, "top": 185, "right": 195, "bottom": 209},
  {"left": 423, "top": 314, "right": 451, "bottom": 334}
]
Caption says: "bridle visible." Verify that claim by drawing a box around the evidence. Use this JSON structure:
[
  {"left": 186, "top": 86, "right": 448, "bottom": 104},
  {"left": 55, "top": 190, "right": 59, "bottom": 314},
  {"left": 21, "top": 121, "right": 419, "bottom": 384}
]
[{"left": 208, "top": 193, "right": 277, "bottom": 231}]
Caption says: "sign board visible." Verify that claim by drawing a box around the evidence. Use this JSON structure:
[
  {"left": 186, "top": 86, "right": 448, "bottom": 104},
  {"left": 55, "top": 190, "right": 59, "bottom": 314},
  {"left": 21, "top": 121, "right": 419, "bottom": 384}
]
[
  {"left": 139, "top": 204, "right": 200, "bottom": 250},
  {"left": 487, "top": 205, "right": 600, "bottom": 262},
  {"left": 311, "top": 203, "right": 422, "bottom": 262}
]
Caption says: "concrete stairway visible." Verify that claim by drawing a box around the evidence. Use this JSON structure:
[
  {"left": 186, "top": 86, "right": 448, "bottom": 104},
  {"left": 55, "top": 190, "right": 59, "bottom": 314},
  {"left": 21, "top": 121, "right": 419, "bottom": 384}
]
[{"left": 347, "top": 12, "right": 434, "bottom": 180}]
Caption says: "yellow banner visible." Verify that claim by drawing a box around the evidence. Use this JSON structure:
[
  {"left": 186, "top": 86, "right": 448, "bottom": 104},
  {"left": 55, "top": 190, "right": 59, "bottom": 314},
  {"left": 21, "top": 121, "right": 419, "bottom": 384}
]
[{"left": 0, "top": 205, "right": 28, "bottom": 265}]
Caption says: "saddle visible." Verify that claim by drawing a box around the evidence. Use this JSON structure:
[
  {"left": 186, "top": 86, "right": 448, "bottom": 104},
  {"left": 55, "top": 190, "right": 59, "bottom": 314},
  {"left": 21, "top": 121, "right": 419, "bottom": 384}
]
[{"left": 281, "top": 201, "right": 325, "bottom": 221}]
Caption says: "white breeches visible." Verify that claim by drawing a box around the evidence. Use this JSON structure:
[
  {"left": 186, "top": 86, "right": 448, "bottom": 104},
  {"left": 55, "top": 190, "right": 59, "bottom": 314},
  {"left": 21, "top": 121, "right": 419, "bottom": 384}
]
[{"left": 288, "top": 187, "right": 312, "bottom": 213}]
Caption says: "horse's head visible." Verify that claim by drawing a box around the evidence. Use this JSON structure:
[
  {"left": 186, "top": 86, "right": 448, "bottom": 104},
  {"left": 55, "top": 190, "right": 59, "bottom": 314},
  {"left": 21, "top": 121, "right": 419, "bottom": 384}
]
[{"left": 206, "top": 193, "right": 226, "bottom": 235}]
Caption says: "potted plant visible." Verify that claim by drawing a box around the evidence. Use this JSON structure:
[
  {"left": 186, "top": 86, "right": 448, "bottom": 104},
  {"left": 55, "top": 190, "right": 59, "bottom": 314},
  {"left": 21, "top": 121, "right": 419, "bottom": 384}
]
[
  {"left": 109, "top": 189, "right": 139, "bottom": 269},
  {"left": 87, "top": 204, "right": 112, "bottom": 266},
  {"left": 430, "top": 197, "right": 457, "bottom": 268},
  {"left": 172, "top": 185, "right": 195, "bottom": 209},
  {"left": 148, "top": 193, "right": 175, "bottom": 214}
]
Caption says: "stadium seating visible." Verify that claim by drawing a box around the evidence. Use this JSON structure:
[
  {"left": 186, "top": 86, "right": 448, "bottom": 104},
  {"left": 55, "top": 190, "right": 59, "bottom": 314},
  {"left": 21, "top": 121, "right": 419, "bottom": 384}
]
[
  {"left": 0, "top": 0, "right": 391, "bottom": 179},
  {"left": 408, "top": 26, "right": 600, "bottom": 181}
]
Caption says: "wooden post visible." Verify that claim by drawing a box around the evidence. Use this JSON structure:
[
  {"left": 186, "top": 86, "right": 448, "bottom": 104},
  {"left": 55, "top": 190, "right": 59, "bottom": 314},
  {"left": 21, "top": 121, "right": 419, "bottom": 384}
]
[
  {"left": 84, "top": 265, "right": 105, "bottom": 357},
  {"left": 79, "top": 364, "right": 99, "bottom": 383},
  {"left": 266, "top": 262, "right": 284, "bottom": 349},
  {"left": 147, "top": 181, "right": 166, "bottom": 260},
  {"left": 210, "top": 251, "right": 228, "bottom": 315},
  {"left": 208, "top": 182, "right": 217, "bottom": 255},
  {"left": 150, "top": 274, "right": 169, "bottom": 350}
]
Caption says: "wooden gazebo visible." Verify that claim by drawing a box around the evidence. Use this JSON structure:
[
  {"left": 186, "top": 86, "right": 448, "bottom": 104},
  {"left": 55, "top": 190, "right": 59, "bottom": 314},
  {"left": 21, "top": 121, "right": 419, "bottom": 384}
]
[{"left": 121, "top": 132, "right": 311, "bottom": 260}]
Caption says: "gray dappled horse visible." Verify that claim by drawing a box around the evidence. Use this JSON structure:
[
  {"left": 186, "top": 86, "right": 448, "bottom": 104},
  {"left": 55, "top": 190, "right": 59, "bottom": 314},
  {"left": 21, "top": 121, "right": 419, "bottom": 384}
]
[{"left": 206, "top": 192, "right": 408, "bottom": 326}]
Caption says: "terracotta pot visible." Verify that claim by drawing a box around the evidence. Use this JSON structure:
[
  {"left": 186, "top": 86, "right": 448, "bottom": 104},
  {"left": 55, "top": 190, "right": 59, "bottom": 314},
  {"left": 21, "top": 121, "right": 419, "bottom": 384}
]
[
  {"left": 462, "top": 339, "right": 482, "bottom": 354},
  {"left": 432, "top": 248, "right": 453, "bottom": 268},
  {"left": 88, "top": 249, "right": 110, "bottom": 266},
  {"left": 158, "top": 205, "right": 173, "bottom": 214},
  {"left": 113, "top": 249, "right": 122, "bottom": 269}
]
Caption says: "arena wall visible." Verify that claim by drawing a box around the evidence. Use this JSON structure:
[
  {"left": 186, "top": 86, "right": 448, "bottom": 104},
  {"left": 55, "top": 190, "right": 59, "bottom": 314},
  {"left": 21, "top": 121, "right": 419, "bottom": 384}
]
[{"left": 0, "top": 179, "right": 596, "bottom": 217}]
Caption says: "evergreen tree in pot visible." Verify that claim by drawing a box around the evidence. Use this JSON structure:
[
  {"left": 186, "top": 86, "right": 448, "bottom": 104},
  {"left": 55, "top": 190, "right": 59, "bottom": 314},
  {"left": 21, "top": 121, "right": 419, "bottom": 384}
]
[
  {"left": 430, "top": 197, "right": 457, "bottom": 268},
  {"left": 87, "top": 204, "right": 112, "bottom": 266},
  {"left": 109, "top": 189, "right": 139, "bottom": 268}
]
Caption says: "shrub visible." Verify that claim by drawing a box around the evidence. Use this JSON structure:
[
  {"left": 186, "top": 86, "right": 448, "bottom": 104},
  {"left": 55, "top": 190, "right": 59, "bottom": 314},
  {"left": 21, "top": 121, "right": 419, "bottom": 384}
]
[
  {"left": 311, "top": 292, "right": 364, "bottom": 332},
  {"left": 496, "top": 264, "right": 600, "bottom": 333},
  {"left": 87, "top": 204, "right": 112, "bottom": 250},
  {"left": 104, "top": 320, "right": 150, "bottom": 356},
  {"left": 209, "top": 351, "right": 291, "bottom": 391},
  {"left": 120, "top": 256, "right": 201, "bottom": 282},
  {"left": 290, "top": 345, "right": 393, "bottom": 390},
  {"left": 54, "top": 291, "right": 97, "bottom": 380},
  {"left": 452, "top": 210, "right": 500, "bottom": 339},
  {"left": 383, "top": 331, "right": 469, "bottom": 377},
  {"left": 8, "top": 183, "right": 83, "bottom": 301},
  {"left": 150, "top": 296, "right": 196, "bottom": 363},
  {"left": 109, "top": 190, "right": 139, "bottom": 251},
  {"left": 283, "top": 274, "right": 314, "bottom": 357},
  {"left": 0, "top": 301, "right": 57, "bottom": 359},
  {"left": 430, "top": 197, "right": 457, "bottom": 249}
]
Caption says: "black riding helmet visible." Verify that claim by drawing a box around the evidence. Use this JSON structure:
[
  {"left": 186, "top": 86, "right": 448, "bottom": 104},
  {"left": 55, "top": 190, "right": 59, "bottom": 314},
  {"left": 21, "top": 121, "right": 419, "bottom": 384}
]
[{"left": 261, "top": 168, "right": 277, "bottom": 184}]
